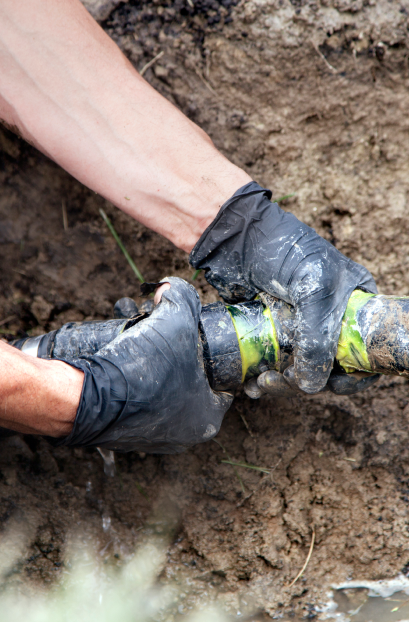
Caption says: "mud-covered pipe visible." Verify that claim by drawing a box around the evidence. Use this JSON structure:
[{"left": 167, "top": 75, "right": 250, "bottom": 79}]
[
  {"left": 13, "top": 319, "right": 134, "bottom": 360},
  {"left": 195, "top": 290, "right": 409, "bottom": 389},
  {"left": 12, "top": 291, "right": 409, "bottom": 391}
]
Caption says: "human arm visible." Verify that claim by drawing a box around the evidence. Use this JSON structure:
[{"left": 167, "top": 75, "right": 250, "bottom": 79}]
[
  {"left": 190, "top": 183, "right": 378, "bottom": 393},
  {"left": 0, "top": 0, "right": 250, "bottom": 252},
  {"left": 0, "top": 341, "right": 83, "bottom": 436},
  {"left": 0, "top": 1, "right": 377, "bottom": 395},
  {"left": 2, "top": 280, "right": 232, "bottom": 449},
  {"left": 48, "top": 278, "right": 232, "bottom": 452}
]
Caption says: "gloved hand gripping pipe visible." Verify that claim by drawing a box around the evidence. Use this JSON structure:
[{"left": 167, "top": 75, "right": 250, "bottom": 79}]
[
  {"left": 200, "top": 290, "right": 409, "bottom": 389},
  {"left": 12, "top": 290, "right": 409, "bottom": 391}
]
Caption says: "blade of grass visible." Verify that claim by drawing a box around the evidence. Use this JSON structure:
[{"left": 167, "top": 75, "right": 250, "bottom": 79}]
[
  {"left": 0, "top": 328, "right": 17, "bottom": 336},
  {"left": 134, "top": 480, "right": 149, "bottom": 500},
  {"left": 221, "top": 460, "right": 270, "bottom": 474},
  {"left": 99, "top": 208, "right": 145, "bottom": 284},
  {"left": 239, "top": 411, "right": 254, "bottom": 438},
  {"left": 276, "top": 193, "right": 296, "bottom": 202},
  {"left": 192, "top": 269, "right": 201, "bottom": 280},
  {"left": 213, "top": 439, "right": 245, "bottom": 493}
]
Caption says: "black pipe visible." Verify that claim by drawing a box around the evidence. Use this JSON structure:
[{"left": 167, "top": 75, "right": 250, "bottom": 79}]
[{"left": 12, "top": 292, "right": 409, "bottom": 391}]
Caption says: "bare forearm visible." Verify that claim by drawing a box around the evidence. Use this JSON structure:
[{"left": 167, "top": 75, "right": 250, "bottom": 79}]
[
  {"left": 0, "top": 0, "right": 250, "bottom": 251},
  {"left": 0, "top": 342, "right": 83, "bottom": 437}
]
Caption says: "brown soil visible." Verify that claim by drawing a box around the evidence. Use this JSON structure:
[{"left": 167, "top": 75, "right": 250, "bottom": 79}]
[{"left": 1, "top": 1, "right": 409, "bottom": 619}]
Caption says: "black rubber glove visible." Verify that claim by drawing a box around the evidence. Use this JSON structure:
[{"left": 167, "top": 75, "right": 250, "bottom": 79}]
[
  {"left": 52, "top": 278, "right": 233, "bottom": 453},
  {"left": 244, "top": 368, "right": 380, "bottom": 399},
  {"left": 190, "top": 182, "right": 378, "bottom": 394}
]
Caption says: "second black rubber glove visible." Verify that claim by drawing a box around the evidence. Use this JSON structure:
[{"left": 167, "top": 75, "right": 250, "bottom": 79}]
[
  {"left": 190, "top": 182, "right": 377, "bottom": 394},
  {"left": 53, "top": 278, "right": 233, "bottom": 453}
]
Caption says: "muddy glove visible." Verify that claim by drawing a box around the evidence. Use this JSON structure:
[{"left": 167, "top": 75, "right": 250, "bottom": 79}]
[
  {"left": 244, "top": 367, "right": 380, "bottom": 399},
  {"left": 190, "top": 182, "right": 378, "bottom": 394},
  {"left": 52, "top": 278, "right": 233, "bottom": 453}
]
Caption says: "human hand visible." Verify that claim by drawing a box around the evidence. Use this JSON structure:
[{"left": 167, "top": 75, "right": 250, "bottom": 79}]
[
  {"left": 244, "top": 368, "right": 380, "bottom": 399},
  {"left": 54, "top": 277, "right": 233, "bottom": 453},
  {"left": 190, "top": 182, "right": 378, "bottom": 394}
]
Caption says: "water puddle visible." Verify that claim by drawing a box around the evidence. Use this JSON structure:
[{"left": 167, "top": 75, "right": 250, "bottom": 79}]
[{"left": 321, "top": 576, "right": 409, "bottom": 621}]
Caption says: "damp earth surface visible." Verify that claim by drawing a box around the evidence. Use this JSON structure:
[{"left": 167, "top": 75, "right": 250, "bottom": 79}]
[{"left": 1, "top": 1, "right": 409, "bottom": 619}]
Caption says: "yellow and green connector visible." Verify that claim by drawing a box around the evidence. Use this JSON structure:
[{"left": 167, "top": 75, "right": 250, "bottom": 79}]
[{"left": 223, "top": 289, "right": 409, "bottom": 385}]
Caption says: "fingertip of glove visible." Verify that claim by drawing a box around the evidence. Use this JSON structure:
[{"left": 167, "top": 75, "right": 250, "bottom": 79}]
[
  {"left": 244, "top": 377, "right": 265, "bottom": 399},
  {"left": 153, "top": 277, "right": 201, "bottom": 327},
  {"left": 358, "top": 278, "right": 378, "bottom": 295},
  {"left": 258, "top": 369, "right": 296, "bottom": 397},
  {"left": 327, "top": 371, "right": 380, "bottom": 395},
  {"left": 159, "top": 277, "right": 200, "bottom": 304},
  {"left": 294, "top": 364, "right": 331, "bottom": 394}
]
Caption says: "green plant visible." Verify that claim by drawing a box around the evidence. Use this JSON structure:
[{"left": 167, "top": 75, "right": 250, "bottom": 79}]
[
  {"left": 0, "top": 534, "right": 227, "bottom": 622},
  {"left": 100, "top": 208, "right": 145, "bottom": 284}
]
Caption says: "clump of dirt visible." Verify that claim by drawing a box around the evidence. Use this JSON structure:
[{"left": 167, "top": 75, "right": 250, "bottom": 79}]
[{"left": 1, "top": 0, "right": 409, "bottom": 619}]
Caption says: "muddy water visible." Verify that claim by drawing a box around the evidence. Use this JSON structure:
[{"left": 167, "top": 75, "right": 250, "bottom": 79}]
[
  {"left": 332, "top": 590, "right": 409, "bottom": 621},
  {"left": 321, "top": 578, "right": 409, "bottom": 621}
]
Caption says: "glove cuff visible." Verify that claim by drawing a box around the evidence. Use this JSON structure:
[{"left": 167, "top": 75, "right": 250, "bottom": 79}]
[
  {"left": 189, "top": 181, "right": 273, "bottom": 303},
  {"left": 48, "top": 357, "right": 128, "bottom": 448}
]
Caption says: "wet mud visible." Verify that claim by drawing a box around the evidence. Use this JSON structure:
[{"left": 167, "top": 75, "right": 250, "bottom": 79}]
[{"left": 1, "top": 0, "right": 409, "bottom": 619}]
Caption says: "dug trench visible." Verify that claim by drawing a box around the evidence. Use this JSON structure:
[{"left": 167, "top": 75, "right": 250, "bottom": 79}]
[{"left": 1, "top": 0, "right": 409, "bottom": 618}]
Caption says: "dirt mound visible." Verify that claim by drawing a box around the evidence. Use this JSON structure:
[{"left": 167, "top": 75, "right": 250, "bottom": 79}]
[{"left": 1, "top": 0, "right": 409, "bottom": 618}]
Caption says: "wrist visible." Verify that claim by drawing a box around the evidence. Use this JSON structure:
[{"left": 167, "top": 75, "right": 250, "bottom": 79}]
[
  {"left": 36, "top": 359, "right": 84, "bottom": 437},
  {"left": 189, "top": 181, "right": 273, "bottom": 301},
  {"left": 0, "top": 0, "right": 252, "bottom": 254},
  {"left": 170, "top": 167, "right": 252, "bottom": 252},
  {"left": 0, "top": 342, "right": 83, "bottom": 437}
]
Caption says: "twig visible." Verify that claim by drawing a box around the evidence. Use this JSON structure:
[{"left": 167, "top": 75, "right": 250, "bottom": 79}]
[
  {"left": 270, "top": 456, "right": 283, "bottom": 472},
  {"left": 239, "top": 411, "right": 254, "bottom": 438},
  {"left": 62, "top": 200, "right": 68, "bottom": 231},
  {"left": 194, "top": 68, "right": 218, "bottom": 96},
  {"left": 288, "top": 527, "right": 315, "bottom": 588},
  {"left": 312, "top": 43, "right": 337, "bottom": 74},
  {"left": 187, "top": 0, "right": 194, "bottom": 7},
  {"left": 213, "top": 439, "right": 245, "bottom": 493},
  {"left": 221, "top": 460, "right": 270, "bottom": 474},
  {"left": 0, "top": 315, "right": 16, "bottom": 327},
  {"left": 236, "top": 492, "right": 254, "bottom": 508},
  {"left": 99, "top": 208, "right": 145, "bottom": 284},
  {"left": 140, "top": 51, "right": 164, "bottom": 77},
  {"left": 12, "top": 268, "right": 27, "bottom": 277}
]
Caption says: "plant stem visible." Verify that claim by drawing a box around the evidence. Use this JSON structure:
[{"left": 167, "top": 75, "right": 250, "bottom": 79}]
[
  {"left": 99, "top": 208, "right": 145, "bottom": 284},
  {"left": 221, "top": 460, "right": 270, "bottom": 474},
  {"left": 213, "top": 439, "right": 246, "bottom": 493},
  {"left": 276, "top": 193, "right": 296, "bottom": 202}
]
